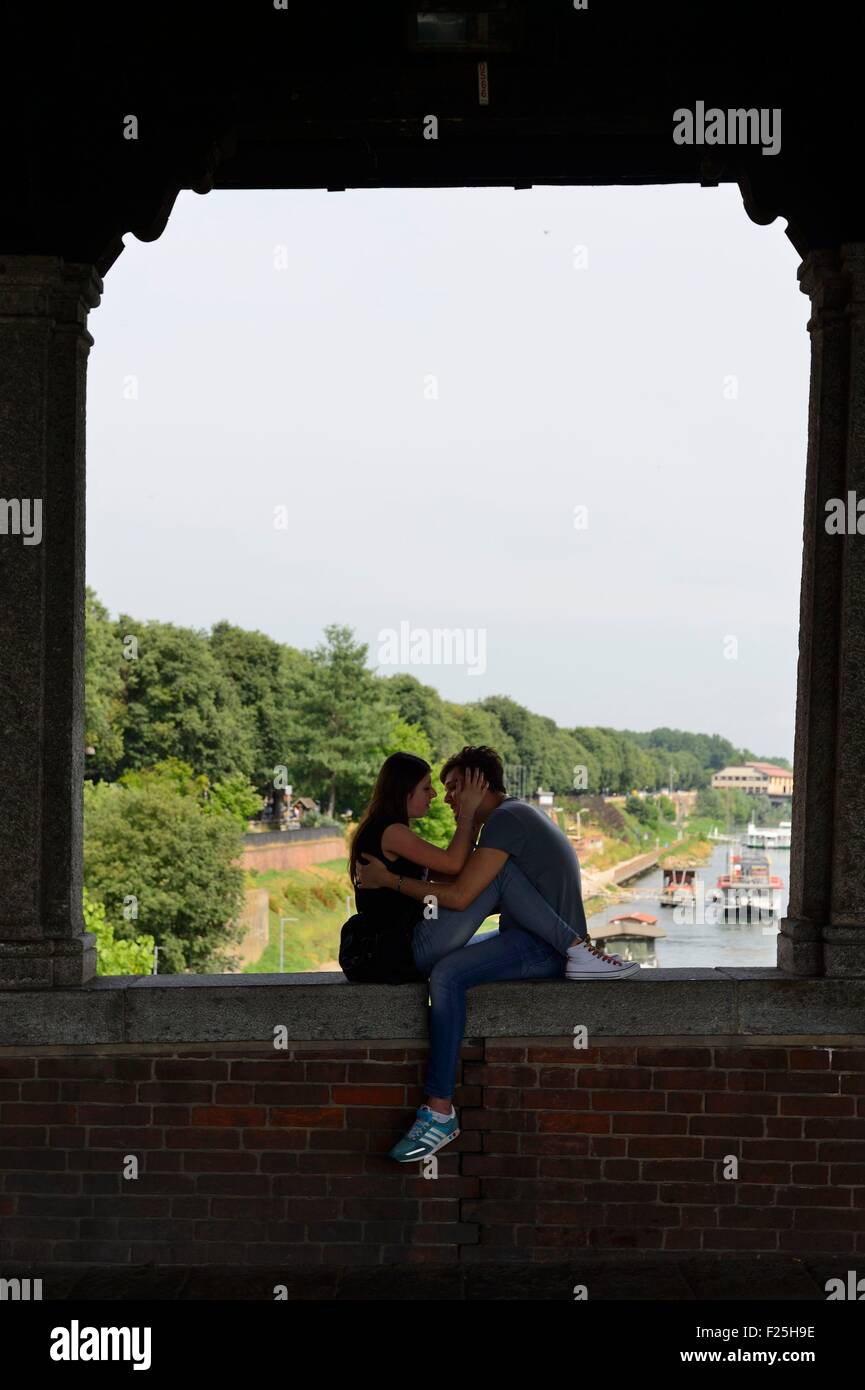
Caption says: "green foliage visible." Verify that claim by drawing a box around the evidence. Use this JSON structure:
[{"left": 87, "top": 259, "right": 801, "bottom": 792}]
[
  {"left": 84, "top": 886, "right": 155, "bottom": 977},
  {"left": 292, "top": 625, "right": 395, "bottom": 816},
  {"left": 84, "top": 776, "right": 246, "bottom": 973},
  {"left": 118, "top": 617, "right": 258, "bottom": 782},
  {"left": 696, "top": 786, "right": 753, "bottom": 825},
  {"left": 84, "top": 588, "right": 126, "bottom": 779},
  {"left": 119, "top": 758, "right": 261, "bottom": 829},
  {"left": 85, "top": 592, "right": 789, "bottom": 830},
  {"left": 625, "top": 794, "right": 654, "bottom": 824},
  {"left": 658, "top": 794, "right": 676, "bottom": 821},
  {"left": 210, "top": 622, "right": 309, "bottom": 791},
  {"left": 208, "top": 774, "right": 263, "bottom": 827}
]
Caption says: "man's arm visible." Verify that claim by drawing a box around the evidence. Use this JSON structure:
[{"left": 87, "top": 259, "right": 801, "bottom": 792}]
[{"left": 359, "top": 847, "right": 508, "bottom": 912}]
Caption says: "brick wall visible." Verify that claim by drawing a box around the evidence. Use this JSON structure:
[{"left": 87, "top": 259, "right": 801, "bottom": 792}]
[
  {"left": 1, "top": 1041, "right": 863, "bottom": 1267},
  {"left": 239, "top": 836, "right": 346, "bottom": 872}
]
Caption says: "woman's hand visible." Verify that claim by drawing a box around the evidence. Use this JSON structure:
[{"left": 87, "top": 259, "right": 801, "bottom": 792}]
[
  {"left": 458, "top": 767, "right": 488, "bottom": 817},
  {"left": 355, "top": 853, "right": 393, "bottom": 890}
]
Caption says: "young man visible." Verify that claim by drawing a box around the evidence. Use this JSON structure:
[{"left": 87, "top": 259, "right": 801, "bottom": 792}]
[{"left": 356, "top": 745, "right": 639, "bottom": 1162}]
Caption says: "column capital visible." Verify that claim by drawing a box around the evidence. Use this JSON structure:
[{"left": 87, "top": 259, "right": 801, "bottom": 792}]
[
  {"left": 841, "top": 243, "right": 865, "bottom": 312},
  {"left": 0, "top": 255, "right": 102, "bottom": 329},
  {"left": 798, "top": 248, "right": 846, "bottom": 317}
]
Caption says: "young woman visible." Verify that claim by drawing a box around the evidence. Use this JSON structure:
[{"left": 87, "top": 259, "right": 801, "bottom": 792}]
[
  {"left": 342, "top": 750, "right": 602, "bottom": 1164},
  {"left": 341, "top": 752, "right": 489, "bottom": 985}
]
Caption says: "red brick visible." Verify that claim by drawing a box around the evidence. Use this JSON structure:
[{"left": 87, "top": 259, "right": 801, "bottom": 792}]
[
  {"left": 717, "top": 1206, "right": 794, "bottom": 1229},
  {"left": 611, "top": 1113, "right": 688, "bottom": 1134},
  {"left": 80, "top": 1105, "right": 152, "bottom": 1126},
  {"left": 138, "top": 1083, "right": 212, "bottom": 1103},
  {"left": 830, "top": 1050, "right": 865, "bottom": 1071},
  {"left": 0, "top": 1128, "right": 48, "bottom": 1148},
  {"left": 576, "top": 1068, "right": 651, "bottom": 1089},
  {"left": 657, "top": 1183, "right": 735, "bottom": 1205},
  {"left": 0, "top": 1060, "right": 35, "bottom": 1078},
  {"left": 60, "top": 1081, "right": 137, "bottom": 1103},
  {"left": 665, "top": 1092, "right": 705, "bottom": 1113},
  {"left": 19, "top": 1081, "right": 58, "bottom": 1100},
  {"left": 780, "top": 1231, "right": 855, "bottom": 1252},
  {"left": 189, "top": 1105, "right": 266, "bottom": 1127},
  {"left": 643, "top": 1161, "right": 716, "bottom": 1182},
  {"left": 689, "top": 1116, "right": 764, "bottom": 1136},
  {"left": 712, "top": 1048, "right": 787, "bottom": 1070},
  {"left": 789, "top": 1048, "right": 831, "bottom": 1069},
  {"left": 88, "top": 1126, "right": 166, "bottom": 1149},
  {"left": 1, "top": 1103, "right": 77, "bottom": 1124},
  {"left": 591, "top": 1090, "right": 665, "bottom": 1112},
  {"left": 703, "top": 1230, "right": 779, "bottom": 1250},
  {"left": 742, "top": 1139, "right": 815, "bottom": 1161},
  {"left": 154, "top": 1061, "right": 229, "bottom": 1081},
  {"left": 518, "top": 1134, "right": 591, "bottom": 1156},
  {"left": 537, "top": 1112, "right": 608, "bottom": 1134},
  {"left": 463, "top": 1065, "right": 537, "bottom": 1086},
  {"left": 705, "top": 1094, "right": 778, "bottom": 1115},
  {"left": 184, "top": 1151, "right": 258, "bottom": 1171},
  {"left": 627, "top": 1136, "right": 703, "bottom": 1158},
  {"left": 636, "top": 1047, "right": 712, "bottom": 1068},
  {"left": 331, "top": 1086, "right": 404, "bottom": 1106},
  {"left": 805, "top": 1117, "right": 865, "bottom": 1138},
  {"left": 344, "top": 1064, "right": 419, "bottom": 1084},
  {"left": 270, "top": 1107, "right": 343, "bottom": 1128},
  {"left": 654, "top": 1069, "right": 725, "bottom": 1090},
  {"left": 165, "top": 1127, "right": 239, "bottom": 1149},
  {"left": 780, "top": 1096, "right": 854, "bottom": 1116},
  {"left": 771, "top": 1072, "right": 842, "bottom": 1094},
  {"left": 725, "top": 1071, "right": 766, "bottom": 1092},
  {"left": 522, "top": 1089, "right": 588, "bottom": 1111},
  {"left": 777, "top": 1185, "right": 852, "bottom": 1207}
]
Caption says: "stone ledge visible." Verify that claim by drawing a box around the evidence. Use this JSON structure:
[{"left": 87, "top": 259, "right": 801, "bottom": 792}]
[{"left": 2, "top": 968, "right": 865, "bottom": 1048}]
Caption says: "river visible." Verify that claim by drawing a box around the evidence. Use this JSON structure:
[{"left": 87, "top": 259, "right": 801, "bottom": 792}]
[{"left": 585, "top": 837, "right": 790, "bottom": 969}]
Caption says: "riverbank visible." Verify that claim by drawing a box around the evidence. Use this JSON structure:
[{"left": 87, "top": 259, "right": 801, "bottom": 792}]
[{"left": 582, "top": 819, "right": 714, "bottom": 918}]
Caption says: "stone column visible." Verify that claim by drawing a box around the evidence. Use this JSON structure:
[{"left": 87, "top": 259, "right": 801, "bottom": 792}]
[
  {"left": 0, "top": 256, "right": 101, "bottom": 986},
  {"left": 779, "top": 244, "right": 865, "bottom": 975}
]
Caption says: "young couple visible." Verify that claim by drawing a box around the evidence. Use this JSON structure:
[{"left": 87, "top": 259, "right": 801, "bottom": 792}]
[{"left": 340, "top": 745, "right": 640, "bottom": 1164}]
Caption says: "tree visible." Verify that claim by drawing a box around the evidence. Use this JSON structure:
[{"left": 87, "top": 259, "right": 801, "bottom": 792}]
[
  {"left": 84, "top": 588, "right": 126, "bottom": 779},
  {"left": 378, "top": 716, "right": 457, "bottom": 848},
  {"left": 85, "top": 886, "right": 155, "bottom": 976},
  {"left": 210, "top": 622, "right": 308, "bottom": 796},
  {"left": 118, "top": 618, "right": 258, "bottom": 781},
  {"left": 294, "top": 625, "right": 394, "bottom": 816},
  {"left": 84, "top": 775, "right": 246, "bottom": 973}
]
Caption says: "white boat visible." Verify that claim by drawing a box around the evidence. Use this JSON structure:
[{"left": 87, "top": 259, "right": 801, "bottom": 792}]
[{"left": 742, "top": 821, "right": 791, "bottom": 849}]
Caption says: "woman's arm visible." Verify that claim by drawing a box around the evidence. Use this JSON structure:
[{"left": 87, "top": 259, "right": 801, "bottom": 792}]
[
  {"left": 359, "top": 847, "right": 509, "bottom": 912},
  {"left": 380, "top": 769, "right": 487, "bottom": 875}
]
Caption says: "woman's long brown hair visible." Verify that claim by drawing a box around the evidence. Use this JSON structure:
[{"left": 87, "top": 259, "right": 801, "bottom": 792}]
[{"left": 349, "top": 752, "right": 431, "bottom": 883}]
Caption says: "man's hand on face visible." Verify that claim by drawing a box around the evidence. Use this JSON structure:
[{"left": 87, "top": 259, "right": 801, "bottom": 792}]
[{"left": 355, "top": 853, "right": 392, "bottom": 890}]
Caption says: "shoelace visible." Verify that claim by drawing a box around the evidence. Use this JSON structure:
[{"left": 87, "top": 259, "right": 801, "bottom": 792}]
[
  {"left": 579, "top": 938, "right": 620, "bottom": 965},
  {"left": 405, "top": 1114, "right": 430, "bottom": 1140}
]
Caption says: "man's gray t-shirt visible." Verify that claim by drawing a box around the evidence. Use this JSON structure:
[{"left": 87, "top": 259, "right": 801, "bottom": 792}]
[{"left": 477, "top": 798, "right": 587, "bottom": 935}]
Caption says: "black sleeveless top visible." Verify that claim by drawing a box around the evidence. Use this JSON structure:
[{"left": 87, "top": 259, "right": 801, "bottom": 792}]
[{"left": 339, "top": 817, "right": 427, "bottom": 983}]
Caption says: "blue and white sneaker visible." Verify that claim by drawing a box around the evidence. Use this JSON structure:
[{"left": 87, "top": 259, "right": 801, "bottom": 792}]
[{"left": 388, "top": 1105, "right": 460, "bottom": 1162}]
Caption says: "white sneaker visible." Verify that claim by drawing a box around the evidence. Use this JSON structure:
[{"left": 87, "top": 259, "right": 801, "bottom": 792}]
[{"left": 565, "top": 938, "right": 641, "bottom": 979}]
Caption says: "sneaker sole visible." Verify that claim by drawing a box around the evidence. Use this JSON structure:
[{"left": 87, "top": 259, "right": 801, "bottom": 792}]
[
  {"left": 565, "top": 966, "right": 641, "bottom": 979},
  {"left": 391, "top": 1127, "right": 460, "bottom": 1162}
]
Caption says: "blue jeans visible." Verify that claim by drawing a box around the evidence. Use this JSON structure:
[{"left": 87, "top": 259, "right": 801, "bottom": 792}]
[{"left": 410, "top": 860, "right": 587, "bottom": 1099}]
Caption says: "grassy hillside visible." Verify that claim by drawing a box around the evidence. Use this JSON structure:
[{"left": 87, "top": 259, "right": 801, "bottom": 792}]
[{"left": 243, "top": 858, "right": 352, "bottom": 972}]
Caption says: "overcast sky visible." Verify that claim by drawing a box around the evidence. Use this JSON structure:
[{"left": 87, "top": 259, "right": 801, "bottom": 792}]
[{"left": 86, "top": 183, "right": 808, "bottom": 760}]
